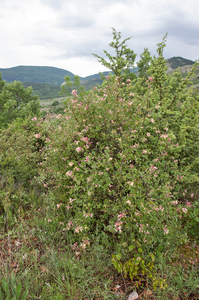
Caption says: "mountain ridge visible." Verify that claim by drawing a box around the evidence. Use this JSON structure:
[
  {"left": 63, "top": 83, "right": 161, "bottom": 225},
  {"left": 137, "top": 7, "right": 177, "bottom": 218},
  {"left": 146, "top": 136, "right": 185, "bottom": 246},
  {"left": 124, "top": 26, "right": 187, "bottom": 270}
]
[
  {"left": 0, "top": 57, "right": 197, "bottom": 99},
  {"left": 0, "top": 57, "right": 195, "bottom": 85}
]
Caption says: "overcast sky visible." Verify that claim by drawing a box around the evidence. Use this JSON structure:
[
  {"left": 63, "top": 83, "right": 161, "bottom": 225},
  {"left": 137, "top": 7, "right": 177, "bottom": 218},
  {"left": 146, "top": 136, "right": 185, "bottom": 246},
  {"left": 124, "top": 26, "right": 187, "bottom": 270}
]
[{"left": 1, "top": 0, "right": 199, "bottom": 77}]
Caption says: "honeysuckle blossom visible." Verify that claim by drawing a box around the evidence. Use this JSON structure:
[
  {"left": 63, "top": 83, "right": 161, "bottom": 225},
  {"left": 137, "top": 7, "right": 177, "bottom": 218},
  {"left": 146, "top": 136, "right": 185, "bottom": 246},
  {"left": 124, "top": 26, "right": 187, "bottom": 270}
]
[
  {"left": 171, "top": 200, "right": 178, "bottom": 205},
  {"left": 69, "top": 162, "right": 74, "bottom": 167},
  {"left": 114, "top": 221, "right": 122, "bottom": 233},
  {"left": 160, "top": 133, "right": 168, "bottom": 139},
  {"left": 80, "top": 239, "right": 90, "bottom": 250},
  {"left": 81, "top": 137, "right": 89, "bottom": 142},
  {"left": 83, "top": 212, "right": 93, "bottom": 218},
  {"left": 31, "top": 117, "right": 37, "bottom": 121},
  {"left": 117, "top": 212, "right": 126, "bottom": 219},
  {"left": 186, "top": 201, "right": 192, "bottom": 207},
  {"left": 75, "top": 226, "right": 83, "bottom": 233},
  {"left": 35, "top": 133, "right": 41, "bottom": 138},
  {"left": 163, "top": 225, "right": 169, "bottom": 235},
  {"left": 66, "top": 221, "right": 73, "bottom": 230},
  {"left": 66, "top": 171, "right": 73, "bottom": 177},
  {"left": 71, "top": 89, "right": 78, "bottom": 97},
  {"left": 76, "top": 147, "right": 83, "bottom": 152}
]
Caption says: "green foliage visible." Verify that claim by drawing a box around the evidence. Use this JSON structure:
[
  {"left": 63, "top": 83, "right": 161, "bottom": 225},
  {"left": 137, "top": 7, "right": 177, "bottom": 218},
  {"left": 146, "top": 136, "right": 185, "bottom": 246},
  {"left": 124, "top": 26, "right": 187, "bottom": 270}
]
[
  {"left": 51, "top": 100, "right": 59, "bottom": 106},
  {"left": 22, "top": 82, "right": 62, "bottom": 100},
  {"left": 0, "top": 65, "right": 74, "bottom": 85},
  {"left": 137, "top": 48, "right": 152, "bottom": 79},
  {"left": 0, "top": 273, "right": 29, "bottom": 300},
  {"left": 112, "top": 241, "right": 167, "bottom": 291},
  {"left": 93, "top": 28, "right": 137, "bottom": 78},
  {"left": 0, "top": 77, "right": 41, "bottom": 129},
  {"left": 0, "top": 118, "right": 46, "bottom": 219},
  {"left": 35, "top": 34, "right": 198, "bottom": 260},
  {"left": 0, "top": 28, "right": 198, "bottom": 298},
  {"left": 61, "top": 75, "right": 85, "bottom": 97}
]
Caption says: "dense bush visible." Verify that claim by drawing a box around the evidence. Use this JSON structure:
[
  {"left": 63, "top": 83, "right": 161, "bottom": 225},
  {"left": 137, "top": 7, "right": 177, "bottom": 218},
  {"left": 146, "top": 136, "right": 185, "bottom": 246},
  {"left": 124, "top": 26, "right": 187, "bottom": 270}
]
[
  {"left": 34, "top": 34, "right": 199, "bottom": 260},
  {"left": 0, "top": 30, "right": 198, "bottom": 295},
  {"left": 0, "top": 75, "right": 41, "bottom": 130}
]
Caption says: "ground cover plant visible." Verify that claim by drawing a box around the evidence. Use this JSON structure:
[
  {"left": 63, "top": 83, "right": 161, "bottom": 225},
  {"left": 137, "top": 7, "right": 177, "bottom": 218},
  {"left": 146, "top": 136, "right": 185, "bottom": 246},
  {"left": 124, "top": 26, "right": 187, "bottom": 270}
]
[{"left": 0, "top": 29, "right": 199, "bottom": 299}]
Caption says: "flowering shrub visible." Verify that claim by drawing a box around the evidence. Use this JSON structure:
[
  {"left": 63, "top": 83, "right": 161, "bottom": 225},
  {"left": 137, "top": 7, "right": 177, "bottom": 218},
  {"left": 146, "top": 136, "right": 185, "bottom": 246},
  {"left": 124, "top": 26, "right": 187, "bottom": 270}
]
[{"left": 35, "top": 36, "right": 198, "bottom": 264}]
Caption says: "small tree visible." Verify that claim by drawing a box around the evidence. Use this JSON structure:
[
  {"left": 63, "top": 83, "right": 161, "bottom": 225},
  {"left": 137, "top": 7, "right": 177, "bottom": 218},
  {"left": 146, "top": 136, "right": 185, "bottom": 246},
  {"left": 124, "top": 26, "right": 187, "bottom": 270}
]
[
  {"left": 0, "top": 79, "right": 40, "bottom": 129},
  {"left": 137, "top": 48, "right": 152, "bottom": 79},
  {"left": 93, "top": 28, "right": 137, "bottom": 79}
]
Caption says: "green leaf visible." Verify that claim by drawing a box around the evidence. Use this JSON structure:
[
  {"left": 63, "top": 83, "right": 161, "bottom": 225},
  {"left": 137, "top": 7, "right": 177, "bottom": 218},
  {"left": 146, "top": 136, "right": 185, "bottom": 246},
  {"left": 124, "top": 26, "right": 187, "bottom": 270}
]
[
  {"left": 129, "top": 245, "right": 135, "bottom": 251},
  {"left": 116, "top": 253, "right": 121, "bottom": 260}
]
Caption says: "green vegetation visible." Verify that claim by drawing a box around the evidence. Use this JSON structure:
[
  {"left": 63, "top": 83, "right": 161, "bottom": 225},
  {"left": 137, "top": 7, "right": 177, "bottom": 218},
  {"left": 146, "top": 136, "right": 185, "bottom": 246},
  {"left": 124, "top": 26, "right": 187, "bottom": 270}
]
[
  {"left": 0, "top": 75, "right": 40, "bottom": 129},
  {"left": 0, "top": 66, "right": 75, "bottom": 85},
  {"left": 0, "top": 29, "right": 199, "bottom": 299},
  {"left": 167, "top": 56, "right": 195, "bottom": 69},
  {"left": 22, "top": 82, "right": 62, "bottom": 100}
]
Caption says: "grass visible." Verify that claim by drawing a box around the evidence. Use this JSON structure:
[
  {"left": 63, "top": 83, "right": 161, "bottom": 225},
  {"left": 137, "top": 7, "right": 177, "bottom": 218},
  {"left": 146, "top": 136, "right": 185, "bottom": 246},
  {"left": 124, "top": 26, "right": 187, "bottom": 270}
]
[{"left": 0, "top": 194, "right": 198, "bottom": 300}]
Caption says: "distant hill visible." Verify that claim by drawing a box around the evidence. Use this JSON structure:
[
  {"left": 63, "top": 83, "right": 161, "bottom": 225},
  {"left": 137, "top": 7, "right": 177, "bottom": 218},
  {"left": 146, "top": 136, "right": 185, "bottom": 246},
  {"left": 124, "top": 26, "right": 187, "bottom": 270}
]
[
  {"left": 166, "top": 56, "right": 195, "bottom": 71},
  {"left": 83, "top": 67, "right": 139, "bottom": 80},
  {"left": 0, "top": 58, "right": 197, "bottom": 100},
  {"left": 0, "top": 66, "right": 76, "bottom": 86}
]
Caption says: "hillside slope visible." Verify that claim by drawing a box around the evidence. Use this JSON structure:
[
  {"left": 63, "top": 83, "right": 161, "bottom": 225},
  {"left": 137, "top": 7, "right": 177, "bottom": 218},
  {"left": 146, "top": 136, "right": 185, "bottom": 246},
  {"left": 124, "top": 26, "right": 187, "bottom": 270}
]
[{"left": 0, "top": 66, "right": 76, "bottom": 85}]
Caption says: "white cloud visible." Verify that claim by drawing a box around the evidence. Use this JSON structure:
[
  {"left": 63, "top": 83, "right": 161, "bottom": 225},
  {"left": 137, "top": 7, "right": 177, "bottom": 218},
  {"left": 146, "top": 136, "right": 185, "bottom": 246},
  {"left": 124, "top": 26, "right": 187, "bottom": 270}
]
[{"left": 0, "top": 0, "right": 198, "bottom": 77}]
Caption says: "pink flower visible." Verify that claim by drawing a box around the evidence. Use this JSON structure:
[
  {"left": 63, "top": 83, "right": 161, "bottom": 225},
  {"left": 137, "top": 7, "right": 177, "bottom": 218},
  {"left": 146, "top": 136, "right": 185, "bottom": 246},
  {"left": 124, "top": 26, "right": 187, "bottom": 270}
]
[
  {"left": 150, "top": 118, "right": 154, "bottom": 123},
  {"left": 76, "top": 147, "right": 83, "bottom": 152},
  {"left": 148, "top": 77, "right": 153, "bottom": 82},
  {"left": 186, "top": 201, "right": 192, "bottom": 207},
  {"left": 85, "top": 156, "right": 89, "bottom": 162},
  {"left": 81, "top": 137, "right": 89, "bottom": 142},
  {"left": 66, "top": 171, "right": 73, "bottom": 177},
  {"left": 160, "top": 134, "right": 168, "bottom": 139},
  {"left": 31, "top": 117, "right": 37, "bottom": 121},
  {"left": 163, "top": 225, "right": 169, "bottom": 235},
  {"left": 71, "top": 90, "right": 78, "bottom": 97},
  {"left": 35, "top": 133, "right": 41, "bottom": 138},
  {"left": 75, "top": 226, "right": 83, "bottom": 233}
]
